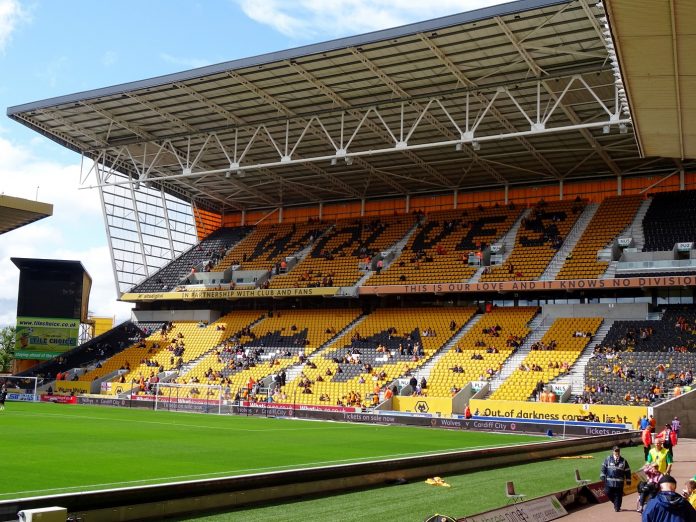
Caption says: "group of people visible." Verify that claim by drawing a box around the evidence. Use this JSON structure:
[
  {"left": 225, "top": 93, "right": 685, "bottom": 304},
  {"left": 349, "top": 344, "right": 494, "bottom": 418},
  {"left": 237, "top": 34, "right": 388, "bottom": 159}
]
[{"left": 601, "top": 416, "right": 696, "bottom": 520}]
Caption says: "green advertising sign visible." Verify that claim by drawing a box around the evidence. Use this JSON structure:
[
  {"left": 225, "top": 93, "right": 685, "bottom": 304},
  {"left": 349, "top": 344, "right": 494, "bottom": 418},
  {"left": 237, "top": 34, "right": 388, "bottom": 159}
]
[{"left": 15, "top": 316, "right": 80, "bottom": 360}]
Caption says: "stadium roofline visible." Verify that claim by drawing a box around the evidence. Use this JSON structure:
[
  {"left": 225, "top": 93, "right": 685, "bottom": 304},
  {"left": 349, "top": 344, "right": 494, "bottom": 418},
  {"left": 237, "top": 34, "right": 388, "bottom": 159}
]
[{"left": 7, "top": 0, "right": 566, "bottom": 116}]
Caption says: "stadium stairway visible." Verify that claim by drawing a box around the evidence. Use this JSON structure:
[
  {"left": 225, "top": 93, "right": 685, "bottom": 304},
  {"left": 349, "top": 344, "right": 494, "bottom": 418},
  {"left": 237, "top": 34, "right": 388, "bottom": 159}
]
[
  {"left": 540, "top": 203, "right": 599, "bottom": 280},
  {"left": 486, "top": 314, "right": 547, "bottom": 395},
  {"left": 410, "top": 312, "right": 484, "bottom": 385},
  {"left": 282, "top": 313, "right": 368, "bottom": 385},
  {"left": 548, "top": 318, "right": 614, "bottom": 397},
  {"left": 600, "top": 260, "right": 618, "bottom": 279},
  {"left": 352, "top": 218, "right": 420, "bottom": 288},
  {"left": 625, "top": 197, "right": 652, "bottom": 252},
  {"left": 469, "top": 208, "right": 530, "bottom": 283}
]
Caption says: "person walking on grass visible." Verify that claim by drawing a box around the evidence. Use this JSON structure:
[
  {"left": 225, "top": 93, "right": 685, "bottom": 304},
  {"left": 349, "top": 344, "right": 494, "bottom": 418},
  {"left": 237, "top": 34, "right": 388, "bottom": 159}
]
[{"left": 601, "top": 445, "right": 632, "bottom": 512}]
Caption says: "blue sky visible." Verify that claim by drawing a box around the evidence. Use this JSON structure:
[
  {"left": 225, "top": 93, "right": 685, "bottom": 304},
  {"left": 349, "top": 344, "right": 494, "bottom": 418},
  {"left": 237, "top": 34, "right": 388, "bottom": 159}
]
[{"left": 0, "top": 0, "right": 508, "bottom": 327}]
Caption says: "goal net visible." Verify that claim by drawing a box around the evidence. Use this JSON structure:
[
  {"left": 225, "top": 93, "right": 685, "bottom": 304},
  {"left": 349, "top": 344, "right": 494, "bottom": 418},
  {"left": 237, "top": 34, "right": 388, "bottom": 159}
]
[
  {"left": 0, "top": 376, "right": 39, "bottom": 402},
  {"left": 154, "top": 382, "right": 223, "bottom": 414}
]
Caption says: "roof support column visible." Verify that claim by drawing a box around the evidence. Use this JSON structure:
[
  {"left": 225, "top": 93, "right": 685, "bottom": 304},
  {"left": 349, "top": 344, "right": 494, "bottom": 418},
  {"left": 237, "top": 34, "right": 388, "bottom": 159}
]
[
  {"left": 680, "top": 168, "right": 685, "bottom": 190},
  {"left": 241, "top": 209, "right": 246, "bottom": 226},
  {"left": 318, "top": 202, "right": 323, "bottom": 221},
  {"left": 361, "top": 199, "right": 365, "bottom": 217},
  {"left": 617, "top": 175, "right": 622, "bottom": 196},
  {"left": 452, "top": 190, "right": 457, "bottom": 209},
  {"left": 95, "top": 161, "right": 122, "bottom": 299},
  {"left": 504, "top": 183, "right": 509, "bottom": 205},
  {"left": 278, "top": 207, "right": 283, "bottom": 223},
  {"left": 405, "top": 194, "right": 410, "bottom": 213},
  {"left": 559, "top": 179, "right": 564, "bottom": 200}
]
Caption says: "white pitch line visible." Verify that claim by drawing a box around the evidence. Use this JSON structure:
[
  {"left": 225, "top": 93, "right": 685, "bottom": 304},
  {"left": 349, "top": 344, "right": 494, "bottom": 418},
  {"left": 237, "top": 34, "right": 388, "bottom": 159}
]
[
  {"left": 0, "top": 442, "right": 508, "bottom": 499},
  {"left": 5, "top": 409, "right": 359, "bottom": 433}
]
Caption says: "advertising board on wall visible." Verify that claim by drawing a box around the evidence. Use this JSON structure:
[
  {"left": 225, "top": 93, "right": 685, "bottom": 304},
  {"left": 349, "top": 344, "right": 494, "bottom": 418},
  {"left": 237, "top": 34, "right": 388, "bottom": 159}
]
[{"left": 15, "top": 316, "right": 79, "bottom": 360}]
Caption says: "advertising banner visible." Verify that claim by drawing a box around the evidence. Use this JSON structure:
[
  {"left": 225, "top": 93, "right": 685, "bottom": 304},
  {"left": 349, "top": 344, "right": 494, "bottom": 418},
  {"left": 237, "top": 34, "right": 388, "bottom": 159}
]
[
  {"left": 40, "top": 394, "right": 77, "bottom": 404},
  {"left": 460, "top": 495, "right": 567, "bottom": 522},
  {"left": 393, "top": 396, "right": 453, "bottom": 416},
  {"left": 360, "top": 275, "right": 696, "bottom": 296},
  {"left": 15, "top": 316, "right": 79, "bottom": 360},
  {"left": 469, "top": 399, "right": 646, "bottom": 426},
  {"left": 55, "top": 381, "right": 92, "bottom": 395},
  {"left": 120, "top": 286, "right": 339, "bottom": 302}
]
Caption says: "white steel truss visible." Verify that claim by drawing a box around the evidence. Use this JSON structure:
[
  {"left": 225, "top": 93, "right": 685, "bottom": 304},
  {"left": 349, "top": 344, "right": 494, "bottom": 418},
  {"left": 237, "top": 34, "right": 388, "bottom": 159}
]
[
  {"left": 91, "top": 160, "right": 198, "bottom": 295},
  {"left": 86, "top": 76, "right": 630, "bottom": 189}
]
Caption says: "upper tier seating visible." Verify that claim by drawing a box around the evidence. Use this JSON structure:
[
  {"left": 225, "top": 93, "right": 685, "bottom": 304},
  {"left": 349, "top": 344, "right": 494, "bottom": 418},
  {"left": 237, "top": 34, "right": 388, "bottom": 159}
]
[
  {"left": 367, "top": 206, "right": 520, "bottom": 285},
  {"left": 480, "top": 200, "right": 585, "bottom": 282},
  {"left": 643, "top": 190, "right": 696, "bottom": 251},
  {"left": 490, "top": 317, "right": 602, "bottom": 401},
  {"left": 427, "top": 307, "right": 539, "bottom": 398},
  {"left": 177, "top": 309, "right": 361, "bottom": 399},
  {"left": 286, "top": 307, "right": 477, "bottom": 407},
  {"left": 557, "top": 195, "right": 642, "bottom": 279},
  {"left": 131, "top": 227, "right": 250, "bottom": 293},
  {"left": 268, "top": 215, "right": 415, "bottom": 288},
  {"left": 216, "top": 222, "right": 327, "bottom": 272}
]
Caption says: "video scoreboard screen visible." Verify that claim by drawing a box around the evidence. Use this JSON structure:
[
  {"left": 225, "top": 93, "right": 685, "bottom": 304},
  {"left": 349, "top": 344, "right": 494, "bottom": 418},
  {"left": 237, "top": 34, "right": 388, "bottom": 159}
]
[{"left": 12, "top": 258, "right": 91, "bottom": 360}]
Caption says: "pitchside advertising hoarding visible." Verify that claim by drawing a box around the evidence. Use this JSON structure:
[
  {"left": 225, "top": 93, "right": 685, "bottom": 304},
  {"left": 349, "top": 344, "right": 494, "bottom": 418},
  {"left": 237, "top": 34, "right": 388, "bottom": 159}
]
[{"left": 15, "top": 316, "right": 79, "bottom": 360}]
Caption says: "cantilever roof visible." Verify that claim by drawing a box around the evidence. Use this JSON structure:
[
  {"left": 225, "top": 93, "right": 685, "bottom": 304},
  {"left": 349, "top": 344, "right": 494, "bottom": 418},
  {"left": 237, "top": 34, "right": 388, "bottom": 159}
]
[
  {"left": 7, "top": 0, "right": 686, "bottom": 213},
  {"left": 0, "top": 195, "right": 53, "bottom": 235}
]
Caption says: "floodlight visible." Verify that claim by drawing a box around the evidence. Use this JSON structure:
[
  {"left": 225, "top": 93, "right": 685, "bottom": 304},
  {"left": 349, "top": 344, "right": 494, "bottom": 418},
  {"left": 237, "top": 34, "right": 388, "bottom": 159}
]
[
  {"left": 472, "top": 141, "right": 481, "bottom": 151},
  {"left": 602, "top": 125, "right": 610, "bottom": 134}
]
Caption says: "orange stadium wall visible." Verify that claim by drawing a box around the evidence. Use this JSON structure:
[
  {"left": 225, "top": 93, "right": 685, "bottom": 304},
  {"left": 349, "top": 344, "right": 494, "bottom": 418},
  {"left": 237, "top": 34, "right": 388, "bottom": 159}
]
[{"left": 209, "top": 172, "right": 696, "bottom": 234}]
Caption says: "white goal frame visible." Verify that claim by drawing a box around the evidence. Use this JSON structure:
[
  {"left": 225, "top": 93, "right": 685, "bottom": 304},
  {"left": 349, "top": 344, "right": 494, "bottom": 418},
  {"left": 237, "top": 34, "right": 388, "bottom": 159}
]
[
  {"left": 0, "top": 375, "right": 39, "bottom": 402},
  {"left": 154, "top": 382, "right": 223, "bottom": 414}
]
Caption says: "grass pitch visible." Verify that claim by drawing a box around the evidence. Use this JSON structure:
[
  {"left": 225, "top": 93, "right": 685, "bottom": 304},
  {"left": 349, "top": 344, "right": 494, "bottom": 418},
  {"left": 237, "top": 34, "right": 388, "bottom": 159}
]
[{"left": 0, "top": 402, "right": 544, "bottom": 501}]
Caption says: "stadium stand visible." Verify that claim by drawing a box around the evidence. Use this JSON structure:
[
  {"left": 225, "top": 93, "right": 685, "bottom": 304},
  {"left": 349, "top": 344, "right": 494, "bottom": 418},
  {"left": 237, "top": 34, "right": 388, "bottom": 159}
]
[
  {"left": 427, "top": 307, "right": 539, "bottom": 398},
  {"left": 80, "top": 314, "right": 255, "bottom": 390},
  {"left": 216, "top": 222, "right": 327, "bottom": 272},
  {"left": 583, "top": 308, "right": 696, "bottom": 405},
  {"left": 479, "top": 200, "right": 585, "bottom": 282},
  {"left": 131, "top": 227, "right": 250, "bottom": 293},
  {"left": 287, "top": 307, "right": 477, "bottom": 406},
  {"left": 367, "top": 205, "right": 520, "bottom": 285},
  {"left": 643, "top": 190, "right": 696, "bottom": 251},
  {"left": 557, "top": 195, "right": 643, "bottom": 279},
  {"left": 177, "top": 308, "right": 361, "bottom": 400},
  {"left": 490, "top": 317, "right": 602, "bottom": 401},
  {"left": 17, "top": 321, "right": 145, "bottom": 381},
  {"left": 268, "top": 214, "right": 415, "bottom": 288}
]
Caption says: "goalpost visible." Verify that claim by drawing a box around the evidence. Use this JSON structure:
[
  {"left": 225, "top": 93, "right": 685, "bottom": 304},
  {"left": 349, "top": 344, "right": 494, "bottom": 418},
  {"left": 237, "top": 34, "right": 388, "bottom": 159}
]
[
  {"left": 154, "top": 382, "right": 223, "bottom": 414},
  {"left": 0, "top": 376, "right": 39, "bottom": 402}
]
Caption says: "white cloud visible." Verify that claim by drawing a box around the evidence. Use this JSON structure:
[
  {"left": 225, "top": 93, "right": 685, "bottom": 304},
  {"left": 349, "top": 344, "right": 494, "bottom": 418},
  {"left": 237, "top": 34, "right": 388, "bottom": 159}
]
[
  {"left": 101, "top": 50, "right": 118, "bottom": 67},
  {"left": 0, "top": 136, "right": 133, "bottom": 328},
  {"left": 35, "top": 55, "right": 68, "bottom": 88},
  {"left": 0, "top": 0, "right": 25, "bottom": 53},
  {"left": 160, "top": 52, "right": 212, "bottom": 69},
  {"left": 236, "top": 0, "right": 508, "bottom": 39}
]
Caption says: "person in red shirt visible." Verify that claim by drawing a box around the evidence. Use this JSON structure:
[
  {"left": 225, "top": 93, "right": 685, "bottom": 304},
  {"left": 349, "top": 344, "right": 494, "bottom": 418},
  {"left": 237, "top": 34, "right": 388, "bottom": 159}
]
[{"left": 642, "top": 426, "right": 653, "bottom": 460}]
